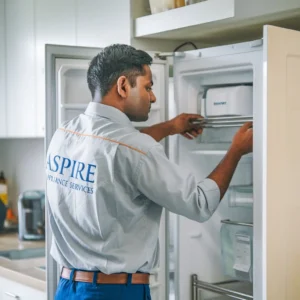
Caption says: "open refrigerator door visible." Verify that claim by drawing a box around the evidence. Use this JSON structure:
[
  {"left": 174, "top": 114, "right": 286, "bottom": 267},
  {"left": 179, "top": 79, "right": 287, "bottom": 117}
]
[{"left": 170, "top": 40, "right": 264, "bottom": 300}]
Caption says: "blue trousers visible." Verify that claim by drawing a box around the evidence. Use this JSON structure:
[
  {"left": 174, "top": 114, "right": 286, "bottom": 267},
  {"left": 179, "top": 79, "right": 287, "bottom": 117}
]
[{"left": 55, "top": 271, "right": 152, "bottom": 300}]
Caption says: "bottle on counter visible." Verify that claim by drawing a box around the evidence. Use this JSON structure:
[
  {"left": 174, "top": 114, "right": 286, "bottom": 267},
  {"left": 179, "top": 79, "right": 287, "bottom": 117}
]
[
  {"left": 174, "top": 0, "right": 185, "bottom": 8},
  {"left": 0, "top": 171, "right": 8, "bottom": 207}
]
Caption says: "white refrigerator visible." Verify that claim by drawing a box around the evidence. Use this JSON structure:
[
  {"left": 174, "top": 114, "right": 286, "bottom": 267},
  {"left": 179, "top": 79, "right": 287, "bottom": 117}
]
[{"left": 45, "top": 25, "right": 300, "bottom": 300}]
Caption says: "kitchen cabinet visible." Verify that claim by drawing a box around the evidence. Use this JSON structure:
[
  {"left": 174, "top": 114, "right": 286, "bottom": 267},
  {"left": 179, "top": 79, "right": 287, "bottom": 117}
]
[
  {"left": 5, "top": 0, "right": 36, "bottom": 137},
  {"left": 2, "top": 0, "right": 300, "bottom": 138},
  {"left": 1, "top": 0, "right": 135, "bottom": 138},
  {"left": 76, "top": 0, "right": 131, "bottom": 47},
  {"left": 35, "top": 0, "right": 77, "bottom": 137},
  {"left": 0, "top": 276, "right": 46, "bottom": 300},
  {"left": 0, "top": 0, "right": 6, "bottom": 137},
  {"left": 134, "top": 0, "right": 300, "bottom": 45}
]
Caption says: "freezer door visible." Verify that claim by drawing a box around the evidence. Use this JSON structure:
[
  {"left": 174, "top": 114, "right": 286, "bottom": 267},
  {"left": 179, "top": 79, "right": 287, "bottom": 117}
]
[
  {"left": 172, "top": 43, "right": 263, "bottom": 300},
  {"left": 46, "top": 44, "right": 102, "bottom": 300},
  {"left": 45, "top": 45, "right": 168, "bottom": 300},
  {"left": 262, "top": 25, "right": 300, "bottom": 300}
]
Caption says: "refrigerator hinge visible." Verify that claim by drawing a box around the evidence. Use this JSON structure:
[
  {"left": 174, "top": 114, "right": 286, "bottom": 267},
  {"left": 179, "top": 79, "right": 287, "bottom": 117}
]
[{"left": 154, "top": 52, "right": 185, "bottom": 60}]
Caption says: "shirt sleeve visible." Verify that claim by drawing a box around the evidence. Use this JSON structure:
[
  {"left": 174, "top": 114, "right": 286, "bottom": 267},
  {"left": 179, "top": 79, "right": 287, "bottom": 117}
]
[{"left": 134, "top": 144, "right": 220, "bottom": 223}]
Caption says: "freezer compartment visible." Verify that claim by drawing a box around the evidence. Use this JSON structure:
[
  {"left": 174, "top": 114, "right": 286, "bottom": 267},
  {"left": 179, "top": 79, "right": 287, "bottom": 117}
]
[
  {"left": 220, "top": 222, "right": 253, "bottom": 282},
  {"left": 183, "top": 66, "right": 253, "bottom": 143},
  {"left": 205, "top": 86, "right": 253, "bottom": 117},
  {"left": 197, "top": 83, "right": 253, "bottom": 143}
]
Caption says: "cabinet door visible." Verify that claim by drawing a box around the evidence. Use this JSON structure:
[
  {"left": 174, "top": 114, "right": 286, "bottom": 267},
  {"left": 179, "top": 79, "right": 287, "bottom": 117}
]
[
  {"left": 5, "top": 0, "right": 36, "bottom": 137},
  {"left": 76, "top": 0, "right": 131, "bottom": 47},
  {"left": 35, "top": 0, "right": 76, "bottom": 137},
  {"left": 263, "top": 25, "right": 300, "bottom": 300},
  {"left": 0, "top": 0, "right": 6, "bottom": 137},
  {"left": 0, "top": 277, "right": 46, "bottom": 300}
]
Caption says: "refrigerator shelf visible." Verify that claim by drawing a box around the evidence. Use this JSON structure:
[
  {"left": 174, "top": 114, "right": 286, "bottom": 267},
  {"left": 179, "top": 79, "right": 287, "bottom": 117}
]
[
  {"left": 191, "top": 116, "right": 253, "bottom": 128},
  {"left": 191, "top": 275, "right": 253, "bottom": 300},
  {"left": 221, "top": 220, "right": 253, "bottom": 227}
]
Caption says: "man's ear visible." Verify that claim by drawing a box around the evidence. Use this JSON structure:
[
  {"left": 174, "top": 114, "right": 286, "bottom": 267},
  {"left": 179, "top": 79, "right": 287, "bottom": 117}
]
[{"left": 117, "top": 76, "right": 129, "bottom": 98}]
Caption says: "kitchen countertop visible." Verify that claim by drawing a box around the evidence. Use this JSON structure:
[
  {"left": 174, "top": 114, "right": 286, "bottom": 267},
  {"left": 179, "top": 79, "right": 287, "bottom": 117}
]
[
  {"left": 0, "top": 233, "right": 45, "bottom": 251},
  {"left": 0, "top": 233, "right": 46, "bottom": 292}
]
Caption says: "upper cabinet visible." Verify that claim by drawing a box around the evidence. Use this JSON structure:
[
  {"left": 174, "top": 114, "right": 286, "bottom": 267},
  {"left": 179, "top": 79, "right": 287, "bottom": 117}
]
[
  {"left": 0, "top": 0, "right": 6, "bottom": 137},
  {"left": 133, "top": 0, "right": 300, "bottom": 45},
  {"left": 5, "top": 0, "right": 36, "bottom": 137},
  {"left": 0, "top": 0, "right": 133, "bottom": 138},
  {"left": 35, "top": 0, "right": 77, "bottom": 137},
  {"left": 76, "top": 0, "right": 131, "bottom": 47},
  {"left": 1, "top": 0, "right": 300, "bottom": 137}
]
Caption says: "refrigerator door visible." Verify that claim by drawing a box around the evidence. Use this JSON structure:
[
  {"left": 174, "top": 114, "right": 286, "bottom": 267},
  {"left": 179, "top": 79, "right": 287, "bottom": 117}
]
[
  {"left": 45, "top": 45, "right": 168, "bottom": 300},
  {"left": 45, "top": 44, "right": 102, "bottom": 300},
  {"left": 262, "top": 25, "right": 300, "bottom": 300},
  {"left": 172, "top": 42, "right": 263, "bottom": 300}
]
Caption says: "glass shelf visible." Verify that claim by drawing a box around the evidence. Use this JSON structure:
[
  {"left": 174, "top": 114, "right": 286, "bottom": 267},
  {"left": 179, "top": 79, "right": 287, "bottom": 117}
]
[
  {"left": 191, "top": 275, "right": 253, "bottom": 300},
  {"left": 192, "top": 116, "right": 253, "bottom": 128}
]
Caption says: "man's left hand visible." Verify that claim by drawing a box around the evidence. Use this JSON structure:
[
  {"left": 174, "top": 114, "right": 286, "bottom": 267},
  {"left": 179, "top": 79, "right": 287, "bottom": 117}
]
[{"left": 167, "top": 113, "right": 204, "bottom": 140}]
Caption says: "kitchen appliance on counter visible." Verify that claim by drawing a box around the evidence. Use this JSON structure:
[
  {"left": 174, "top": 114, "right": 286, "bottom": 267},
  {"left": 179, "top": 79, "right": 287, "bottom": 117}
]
[
  {"left": 0, "top": 200, "right": 6, "bottom": 232},
  {"left": 18, "top": 190, "right": 45, "bottom": 241}
]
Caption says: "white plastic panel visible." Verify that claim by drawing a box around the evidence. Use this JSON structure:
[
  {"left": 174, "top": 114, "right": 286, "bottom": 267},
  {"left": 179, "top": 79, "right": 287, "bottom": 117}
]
[
  {"left": 172, "top": 42, "right": 262, "bottom": 300},
  {"left": 205, "top": 86, "right": 253, "bottom": 117},
  {"left": 56, "top": 58, "right": 91, "bottom": 125},
  {"left": 58, "top": 66, "right": 91, "bottom": 105}
]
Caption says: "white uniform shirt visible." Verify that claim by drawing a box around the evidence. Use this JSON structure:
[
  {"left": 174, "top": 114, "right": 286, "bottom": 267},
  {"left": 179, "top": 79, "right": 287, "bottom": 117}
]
[{"left": 46, "top": 102, "right": 220, "bottom": 274}]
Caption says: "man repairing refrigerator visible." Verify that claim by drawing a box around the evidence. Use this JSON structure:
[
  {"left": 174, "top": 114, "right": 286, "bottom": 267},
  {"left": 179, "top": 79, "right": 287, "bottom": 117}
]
[{"left": 46, "top": 44, "right": 253, "bottom": 300}]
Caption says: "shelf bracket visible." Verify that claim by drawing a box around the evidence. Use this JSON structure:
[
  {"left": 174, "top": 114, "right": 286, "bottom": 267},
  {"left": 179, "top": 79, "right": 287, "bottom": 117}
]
[{"left": 154, "top": 52, "right": 185, "bottom": 60}]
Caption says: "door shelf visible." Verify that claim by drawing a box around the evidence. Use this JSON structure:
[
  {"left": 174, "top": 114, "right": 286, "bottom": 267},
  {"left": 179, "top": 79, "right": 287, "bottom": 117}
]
[
  {"left": 221, "top": 220, "right": 253, "bottom": 228},
  {"left": 191, "top": 275, "right": 253, "bottom": 300}
]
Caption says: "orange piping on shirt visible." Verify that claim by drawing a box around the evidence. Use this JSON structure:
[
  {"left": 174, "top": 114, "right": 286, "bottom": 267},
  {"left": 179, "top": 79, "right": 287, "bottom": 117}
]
[{"left": 59, "top": 128, "right": 146, "bottom": 155}]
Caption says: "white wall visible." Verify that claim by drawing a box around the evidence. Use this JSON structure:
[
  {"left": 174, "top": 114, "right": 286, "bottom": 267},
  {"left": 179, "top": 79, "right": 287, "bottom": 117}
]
[{"left": 0, "top": 138, "right": 45, "bottom": 214}]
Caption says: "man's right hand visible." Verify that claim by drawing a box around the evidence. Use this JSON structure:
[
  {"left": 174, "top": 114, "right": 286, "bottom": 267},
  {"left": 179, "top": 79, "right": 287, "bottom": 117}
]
[{"left": 231, "top": 122, "right": 253, "bottom": 156}]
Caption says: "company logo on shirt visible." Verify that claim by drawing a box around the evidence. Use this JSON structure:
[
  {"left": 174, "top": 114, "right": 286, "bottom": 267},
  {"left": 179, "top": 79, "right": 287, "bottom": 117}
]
[
  {"left": 213, "top": 101, "right": 227, "bottom": 106},
  {"left": 46, "top": 154, "right": 96, "bottom": 194}
]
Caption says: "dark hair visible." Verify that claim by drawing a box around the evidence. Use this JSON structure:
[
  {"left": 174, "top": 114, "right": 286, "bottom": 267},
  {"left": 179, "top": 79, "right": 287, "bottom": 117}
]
[{"left": 87, "top": 44, "right": 153, "bottom": 99}]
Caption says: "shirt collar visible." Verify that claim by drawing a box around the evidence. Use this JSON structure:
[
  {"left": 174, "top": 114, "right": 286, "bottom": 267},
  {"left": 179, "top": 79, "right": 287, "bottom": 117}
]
[{"left": 85, "top": 102, "right": 133, "bottom": 127}]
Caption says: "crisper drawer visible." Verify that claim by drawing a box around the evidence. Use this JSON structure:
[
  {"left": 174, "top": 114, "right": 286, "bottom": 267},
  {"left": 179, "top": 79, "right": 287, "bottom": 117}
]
[
  {"left": 220, "top": 221, "right": 253, "bottom": 282},
  {"left": 192, "top": 275, "right": 253, "bottom": 300}
]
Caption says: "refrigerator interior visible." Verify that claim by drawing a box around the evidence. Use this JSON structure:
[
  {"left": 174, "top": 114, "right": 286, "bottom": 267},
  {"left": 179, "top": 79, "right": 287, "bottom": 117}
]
[{"left": 172, "top": 45, "right": 263, "bottom": 300}]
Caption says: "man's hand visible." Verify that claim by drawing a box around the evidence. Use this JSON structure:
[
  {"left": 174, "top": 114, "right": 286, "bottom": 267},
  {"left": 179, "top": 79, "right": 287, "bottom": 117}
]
[
  {"left": 167, "top": 113, "right": 204, "bottom": 140},
  {"left": 207, "top": 122, "right": 253, "bottom": 200},
  {"left": 230, "top": 122, "right": 253, "bottom": 156}
]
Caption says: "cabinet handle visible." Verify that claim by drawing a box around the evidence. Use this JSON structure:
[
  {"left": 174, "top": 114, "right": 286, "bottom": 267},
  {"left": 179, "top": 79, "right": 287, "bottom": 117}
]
[{"left": 4, "top": 292, "right": 20, "bottom": 299}]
